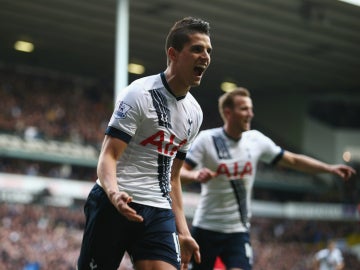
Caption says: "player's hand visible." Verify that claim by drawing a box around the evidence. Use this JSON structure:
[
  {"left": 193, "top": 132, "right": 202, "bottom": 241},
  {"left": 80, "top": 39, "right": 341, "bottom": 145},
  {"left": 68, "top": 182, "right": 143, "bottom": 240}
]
[
  {"left": 195, "top": 168, "right": 217, "bottom": 183},
  {"left": 179, "top": 234, "right": 201, "bottom": 270},
  {"left": 330, "top": 165, "right": 356, "bottom": 181},
  {"left": 109, "top": 191, "right": 144, "bottom": 222}
]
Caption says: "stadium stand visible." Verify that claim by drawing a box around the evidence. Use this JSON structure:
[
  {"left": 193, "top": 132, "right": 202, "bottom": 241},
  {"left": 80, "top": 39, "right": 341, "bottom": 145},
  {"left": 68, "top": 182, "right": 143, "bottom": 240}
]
[{"left": 0, "top": 65, "right": 113, "bottom": 146}]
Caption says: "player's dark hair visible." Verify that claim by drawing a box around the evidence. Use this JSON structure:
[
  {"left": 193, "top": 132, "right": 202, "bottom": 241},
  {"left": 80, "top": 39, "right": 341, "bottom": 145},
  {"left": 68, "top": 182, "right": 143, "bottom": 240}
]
[{"left": 165, "top": 17, "right": 210, "bottom": 58}]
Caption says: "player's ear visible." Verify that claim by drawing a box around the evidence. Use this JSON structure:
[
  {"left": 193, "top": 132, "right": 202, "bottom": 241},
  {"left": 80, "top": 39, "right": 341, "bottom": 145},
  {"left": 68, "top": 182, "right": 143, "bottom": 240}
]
[
  {"left": 167, "top": 47, "right": 178, "bottom": 63},
  {"left": 223, "top": 107, "right": 231, "bottom": 118}
]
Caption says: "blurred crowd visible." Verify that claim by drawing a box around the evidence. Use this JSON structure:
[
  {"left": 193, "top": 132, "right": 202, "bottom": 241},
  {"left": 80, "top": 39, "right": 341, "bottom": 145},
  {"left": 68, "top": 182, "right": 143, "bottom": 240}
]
[
  {"left": 251, "top": 217, "right": 360, "bottom": 269},
  {"left": 1, "top": 203, "right": 359, "bottom": 270},
  {"left": 0, "top": 66, "right": 113, "bottom": 146},
  {"left": 0, "top": 66, "right": 110, "bottom": 181},
  {"left": 0, "top": 158, "right": 97, "bottom": 182},
  {"left": 0, "top": 203, "right": 83, "bottom": 270}
]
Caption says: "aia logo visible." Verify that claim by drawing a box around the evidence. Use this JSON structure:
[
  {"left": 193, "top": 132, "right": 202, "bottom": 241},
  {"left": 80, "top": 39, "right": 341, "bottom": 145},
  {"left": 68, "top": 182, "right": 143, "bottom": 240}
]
[
  {"left": 140, "top": 130, "right": 187, "bottom": 156},
  {"left": 216, "top": 161, "right": 253, "bottom": 179}
]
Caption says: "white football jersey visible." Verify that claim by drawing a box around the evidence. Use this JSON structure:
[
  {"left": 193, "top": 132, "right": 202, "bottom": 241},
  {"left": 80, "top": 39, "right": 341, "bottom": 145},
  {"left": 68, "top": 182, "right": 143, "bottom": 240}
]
[
  {"left": 186, "top": 128, "right": 283, "bottom": 233},
  {"left": 97, "top": 73, "right": 203, "bottom": 209},
  {"left": 315, "top": 248, "right": 344, "bottom": 270}
]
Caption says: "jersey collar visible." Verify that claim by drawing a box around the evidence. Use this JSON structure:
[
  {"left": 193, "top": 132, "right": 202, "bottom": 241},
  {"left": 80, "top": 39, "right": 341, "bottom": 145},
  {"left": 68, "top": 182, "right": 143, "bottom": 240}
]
[{"left": 222, "top": 127, "right": 242, "bottom": 142}]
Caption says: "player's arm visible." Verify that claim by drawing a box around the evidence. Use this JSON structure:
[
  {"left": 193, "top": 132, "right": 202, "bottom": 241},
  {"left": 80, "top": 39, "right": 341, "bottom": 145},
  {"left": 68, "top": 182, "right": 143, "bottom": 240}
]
[
  {"left": 171, "top": 157, "right": 201, "bottom": 268},
  {"left": 312, "top": 252, "right": 321, "bottom": 270},
  {"left": 277, "top": 151, "right": 356, "bottom": 180},
  {"left": 97, "top": 135, "right": 143, "bottom": 222},
  {"left": 180, "top": 161, "right": 216, "bottom": 184},
  {"left": 312, "top": 259, "right": 319, "bottom": 270},
  {"left": 336, "top": 261, "right": 345, "bottom": 270}
]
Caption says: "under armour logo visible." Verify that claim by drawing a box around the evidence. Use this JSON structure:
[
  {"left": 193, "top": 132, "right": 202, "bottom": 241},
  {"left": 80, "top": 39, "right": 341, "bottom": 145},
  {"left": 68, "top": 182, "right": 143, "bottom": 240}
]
[{"left": 90, "top": 258, "right": 98, "bottom": 269}]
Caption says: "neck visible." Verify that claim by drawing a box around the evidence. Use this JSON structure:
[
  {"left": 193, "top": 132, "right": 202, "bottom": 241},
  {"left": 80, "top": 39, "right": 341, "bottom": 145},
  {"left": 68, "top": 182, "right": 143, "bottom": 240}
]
[
  {"left": 163, "top": 68, "right": 190, "bottom": 97},
  {"left": 223, "top": 124, "right": 242, "bottom": 140}
]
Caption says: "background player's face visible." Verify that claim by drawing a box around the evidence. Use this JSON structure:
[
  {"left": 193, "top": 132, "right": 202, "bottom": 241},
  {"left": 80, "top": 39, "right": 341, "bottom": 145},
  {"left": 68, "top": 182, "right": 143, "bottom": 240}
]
[{"left": 228, "top": 95, "right": 254, "bottom": 132}]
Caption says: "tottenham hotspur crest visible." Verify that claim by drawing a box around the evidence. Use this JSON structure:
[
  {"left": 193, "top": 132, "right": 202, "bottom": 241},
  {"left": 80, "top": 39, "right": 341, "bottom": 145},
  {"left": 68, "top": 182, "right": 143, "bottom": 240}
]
[
  {"left": 187, "top": 118, "right": 193, "bottom": 136},
  {"left": 114, "top": 101, "right": 132, "bottom": 119}
]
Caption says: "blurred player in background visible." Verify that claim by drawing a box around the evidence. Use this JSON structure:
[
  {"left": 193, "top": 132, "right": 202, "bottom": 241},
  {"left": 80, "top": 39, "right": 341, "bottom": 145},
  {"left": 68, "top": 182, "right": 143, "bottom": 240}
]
[
  {"left": 77, "top": 16, "right": 212, "bottom": 270},
  {"left": 181, "top": 87, "right": 356, "bottom": 270},
  {"left": 313, "top": 239, "right": 345, "bottom": 270}
]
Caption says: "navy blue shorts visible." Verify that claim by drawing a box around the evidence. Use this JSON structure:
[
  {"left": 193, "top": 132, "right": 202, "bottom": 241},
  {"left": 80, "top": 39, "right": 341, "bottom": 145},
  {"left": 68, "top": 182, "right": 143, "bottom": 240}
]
[
  {"left": 77, "top": 184, "right": 181, "bottom": 270},
  {"left": 190, "top": 226, "right": 252, "bottom": 270}
]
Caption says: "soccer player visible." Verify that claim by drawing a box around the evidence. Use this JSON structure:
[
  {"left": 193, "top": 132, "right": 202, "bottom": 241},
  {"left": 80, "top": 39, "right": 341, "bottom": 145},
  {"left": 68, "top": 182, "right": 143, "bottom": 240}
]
[
  {"left": 180, "top": 87, "right": 356, "bottom": 270},
  {"left": 313, "top": 239, "right": 345, "bottom": 270},
  {"left": 77, "top": 17, "right": 212, "bottom": 270}
]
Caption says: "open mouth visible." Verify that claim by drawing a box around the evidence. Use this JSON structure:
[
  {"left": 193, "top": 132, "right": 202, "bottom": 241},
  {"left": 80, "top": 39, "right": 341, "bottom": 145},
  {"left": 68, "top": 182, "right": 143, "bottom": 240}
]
[{"left": 194, "top": 65, "right": 206, "bottom": 76}]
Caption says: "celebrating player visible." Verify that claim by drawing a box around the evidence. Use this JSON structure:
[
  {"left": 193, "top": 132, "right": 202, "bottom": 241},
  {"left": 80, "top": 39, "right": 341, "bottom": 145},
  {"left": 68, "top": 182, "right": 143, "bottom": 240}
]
[
  {"left": 181, "top": 87, "right": 356, "bottom": 270},
  {"left": 77, "top": 16, "right": 212, "bottom": 270}
]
